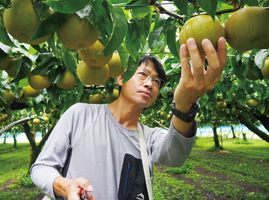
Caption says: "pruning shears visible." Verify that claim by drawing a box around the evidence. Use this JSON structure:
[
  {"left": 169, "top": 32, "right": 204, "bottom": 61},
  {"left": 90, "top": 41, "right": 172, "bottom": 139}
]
[{"left": 80, "top": 189, "right": 89, "bottom": 200}]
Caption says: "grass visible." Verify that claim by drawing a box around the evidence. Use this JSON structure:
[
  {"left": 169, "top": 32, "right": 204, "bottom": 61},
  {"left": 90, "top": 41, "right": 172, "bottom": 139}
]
[
  {"left": 153, "top": 137, "right": 269, "bottom": 200},
  {"left": 0, "top": 143, "right": 43, "bottom": 200},
  {"left": 0, "top": 137, "right": 268, "bottom": 200}
]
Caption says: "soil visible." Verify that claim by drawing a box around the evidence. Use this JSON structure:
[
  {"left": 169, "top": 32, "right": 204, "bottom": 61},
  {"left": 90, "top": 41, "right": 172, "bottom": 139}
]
[
  {"left": 1, "top": 150, "right": 268, "bottom": 200},
  {"left": 157, "top": 150, "right": 269, "bottom": 200},
  {"left": 0, "top": 179, "right": 45, "bottom": 200}
]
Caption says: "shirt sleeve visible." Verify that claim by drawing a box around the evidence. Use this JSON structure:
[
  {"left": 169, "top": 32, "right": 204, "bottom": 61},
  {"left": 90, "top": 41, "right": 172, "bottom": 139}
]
[
  {"left": 150, "top": 119, "right": 197, "bottom": 167},
  {"left": 30, "top": 105, "right": 76, "bottom": 199}
]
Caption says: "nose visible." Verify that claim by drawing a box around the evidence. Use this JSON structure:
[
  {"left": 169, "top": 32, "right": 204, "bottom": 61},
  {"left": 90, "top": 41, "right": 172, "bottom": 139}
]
[{"left": 143, "top": 76, "right": 153, "bottom": 88}]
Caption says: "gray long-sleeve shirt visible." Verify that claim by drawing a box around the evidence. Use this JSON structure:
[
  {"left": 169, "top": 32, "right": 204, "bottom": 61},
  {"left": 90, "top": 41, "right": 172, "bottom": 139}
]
[{"left": 30, "top": 103, "right": 196, "bottom": 200}]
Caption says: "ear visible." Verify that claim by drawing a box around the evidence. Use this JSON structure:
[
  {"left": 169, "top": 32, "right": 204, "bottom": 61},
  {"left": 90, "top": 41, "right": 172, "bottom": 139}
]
[{"left": 117, "top": 74, "right": 124, "bottom": 86}]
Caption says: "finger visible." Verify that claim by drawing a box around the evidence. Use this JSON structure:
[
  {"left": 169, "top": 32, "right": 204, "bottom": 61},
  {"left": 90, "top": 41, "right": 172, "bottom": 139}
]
[
  {"left": 187, "top": 38, "right": 205, "bottom": 84},
  {"left": 201, "top": 39, "right": 222, "bottom": 83},
  {"left": 86, "top": 192, "right": 96, "bottom": 200},
  {"left": 75, "top": 177, "right": 94, "bottom": 192},
  {"left": 217, "top": 37, "right": 228, "bottom": 68},
  {"left": 179, "top": 43, "right": 192, "bottom": 80}
]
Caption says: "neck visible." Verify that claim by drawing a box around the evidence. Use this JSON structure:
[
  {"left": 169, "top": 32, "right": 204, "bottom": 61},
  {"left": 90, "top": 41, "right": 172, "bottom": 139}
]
[{"left": 108, "top": 96, "right": 143, "bottom": 130}]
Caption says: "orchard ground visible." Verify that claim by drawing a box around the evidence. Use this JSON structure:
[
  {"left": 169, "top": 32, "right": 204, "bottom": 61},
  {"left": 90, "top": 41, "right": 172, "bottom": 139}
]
[{"left": 0, "top": 131, "right": 268, "bottom": 200}]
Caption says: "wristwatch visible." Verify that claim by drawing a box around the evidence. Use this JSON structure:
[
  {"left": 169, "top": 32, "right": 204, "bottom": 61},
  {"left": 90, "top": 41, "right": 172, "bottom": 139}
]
[{"left": 171, "top": 100, "right": 199, "bottom": 123}]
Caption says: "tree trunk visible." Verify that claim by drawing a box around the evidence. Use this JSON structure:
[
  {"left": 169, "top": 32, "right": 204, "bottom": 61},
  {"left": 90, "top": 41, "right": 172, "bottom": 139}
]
[
  {"left": 231, "top": 125, "right": 236, "bottom": 138},
  {"left": 13, "top": 133, "right": 17, "bottom": 148},
  {"left": 22, "top": 122, "right": 54, "bottom": 174},
  {"left": 213, "top": 126, "right": 220, "bottom": 147},
  {"left": 28, "top": 146, "right": 42, "bottom": 173},
  {"left": 3, "top": 133, "right": 7, "bottom": 144},
  {"left": 242, "top": 133, "right": 247, "bottom": 141},
  {"left": 238, "top": 114, "right": 269, "bottom": 143}
]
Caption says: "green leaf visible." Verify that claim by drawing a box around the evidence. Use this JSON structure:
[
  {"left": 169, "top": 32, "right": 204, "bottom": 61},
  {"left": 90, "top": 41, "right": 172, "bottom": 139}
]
[
  {"left": 2, "top": 103, "right": 13, "bottom": 116},
  {"left": 0, "top": 0, "right": 11, "bottom": 8},
  {"left": 103, "top": 5, "right": 128, "bottom": 57},
  {"left": 148, "top": 27, "right": 164, "bottom": 50},
  {"left": 148, "top": 14, "right": 166, "bottom": 50},
  {"left": 125, "top": 19, "right": 141, "bottom": 60},
  {"left": 30, "top": 12, "right": 68, "bottom": 42},
  {"left": 118, "top": 45, "right": 129, "bottom": 71},
  {"left": 231, "top": 57, "right": 245, "bottom": 80},
  {"left": 108, "top": 0, "right": 132, "bottom": 4},
  {"left": 11, "top": 57, "right": 32, "bottom": 83},
  {"left": 247, "top": 57, "right": 263, "bottom": 80},
  {"left": 174, "top": 0, "right": 188, "bottom": 15},
  {"left": 30, "top": 44, "right": 42, "bottom": 53},
  {"left": 33, "top": 0, "right": 50, "bottom": 19},
  {"left": 130, "top": 4, "right": 153, "bottom": 19},
  {"left": 0, "top": 47, "right": 9, "bottom": 61},
  {"left": 123, "top": 56, "right": 138, "bottom": 83},
  {"left": 76, "top": 79, "right": 84, "bottom": 94},
  {"left": 87, "top": 1, "right": 113, "bottom": 36},
  {"left": 43, "top": 0, "right": 90, "bottom": 13},
  {"left": 63, "top": 48, "right": 77, "bottom": 73},
  {"left": 153, "top": 14, "right": 167, "bottom": 31},
  {"left": 125, "top": 0, "right": 153, "bottom": 18},
  {"left": 18, "top": 78, "right": 29, "bottom": 88},
  {"left": 46, "top": 85, "right": 60, "bottom": 102},
  {"left": 244, "top": 0, "right": 259, "bottom": 6},
  {"left": 235, "top": 51, "right": 243, "bottom": 62},
  {"left": 167, "top": 26, "right": 180, "bottom": 62},
  {"left": 197, "top": 0, "right": 218, "bottom": 20},
  {"left": 254, "top": 49, "right": 269, "bottom": 69},
  {"left": 47, "top": 34, "right": 60, "bottom": 58},
  {"left": 31, "top": 57, "right": 59, "bottom": 75},
  {"left": 160, "top": 87, "right": 169, "bottom": 98},
  {"left": 49, "top": 65, "right": 65, "bottom": 84},
  {"left": 0, "top": 27, "right": 16, "bottom": 47},
  {"left": 139, "top": 12, "right": 151, "bottom": 48},
  {"left": 105, "top": 78, "right": 116, "bottom": 95},
  {"left": 199, "top": 95, "right": 209, "bottom": 107}
]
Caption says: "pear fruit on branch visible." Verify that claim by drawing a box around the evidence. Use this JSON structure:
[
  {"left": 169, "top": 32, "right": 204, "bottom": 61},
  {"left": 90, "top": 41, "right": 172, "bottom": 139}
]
[
  {"left": 179, "top": 15, "right": 225, "bottom": 57},
  {"left": 225, "top": 7, "right": 269, "bottom": 51},
  {"left": 3, "top": 0, "right": 53, "bottom": 45},
  {"left": 57, "top": 14, "right": 100, "bottom": 50}
]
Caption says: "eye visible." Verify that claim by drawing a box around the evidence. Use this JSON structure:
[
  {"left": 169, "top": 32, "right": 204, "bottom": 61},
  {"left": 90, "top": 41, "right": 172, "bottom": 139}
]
[
  {"left": 153, "top": 78, "right": 161, "bottom": 86},
  {"left": 139, "top": 71, "right": 148, "bottom": 77}
]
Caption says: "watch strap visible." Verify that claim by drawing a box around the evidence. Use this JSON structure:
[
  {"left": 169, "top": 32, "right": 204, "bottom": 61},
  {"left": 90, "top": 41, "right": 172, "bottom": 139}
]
[{"left": 172, "top": 100, "right": 199, "bottom": 123}]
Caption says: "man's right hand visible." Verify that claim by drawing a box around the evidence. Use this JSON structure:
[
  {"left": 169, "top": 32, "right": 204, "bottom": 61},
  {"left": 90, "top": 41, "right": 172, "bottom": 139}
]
[{"left": 53, "top": 176, "right": 95, "bottom": 200}]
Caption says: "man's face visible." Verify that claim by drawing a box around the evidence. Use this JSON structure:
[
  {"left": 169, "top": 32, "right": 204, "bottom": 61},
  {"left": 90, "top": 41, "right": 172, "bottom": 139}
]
[{"left": 118, "top": 61, "right": 160, "bottom": 109}]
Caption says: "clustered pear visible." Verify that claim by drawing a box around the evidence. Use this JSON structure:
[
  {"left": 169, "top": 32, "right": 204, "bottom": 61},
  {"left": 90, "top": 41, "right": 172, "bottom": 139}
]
[
  {"left": 1, "top": 0, "right": 125, "bottom": 95},
  {"left": 3, "top": 0, "right": 52, "bottom": 45},
  {"left": 225, "top": 7, "right": 269, "bottom": 51},
  {"left": 261, "top": 59, "right": 269, "bottom": 79},
  {"left": 57, "top": 13, "right": 100, "bottom": 50},
  {"left": 77, "top": 39, "right": 123, "bottom": 86},
  {"left": 28, "top": 74, "right": 51, "bottom": 90},
  {"left": 179, "top": 15, "right": 225, "bottom": 57}
]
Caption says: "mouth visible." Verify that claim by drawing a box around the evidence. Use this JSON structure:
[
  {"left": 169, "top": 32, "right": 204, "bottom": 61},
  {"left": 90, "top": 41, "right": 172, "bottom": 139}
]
[{"left": 139, "top": 91, "right": 151, "bottom": 98}]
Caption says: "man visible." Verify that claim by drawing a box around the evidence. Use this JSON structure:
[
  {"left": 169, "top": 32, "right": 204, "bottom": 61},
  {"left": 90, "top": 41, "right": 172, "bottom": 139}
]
[{"left": 30, "top": 37, "right": 227, "bottom": 200}]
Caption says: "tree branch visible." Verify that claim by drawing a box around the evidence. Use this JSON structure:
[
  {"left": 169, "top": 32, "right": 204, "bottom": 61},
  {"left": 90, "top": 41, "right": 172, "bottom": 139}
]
[
  {"left": 156, "top": 4, "right": 269, "bottom": 20},
  {"left": 0, "top": 117, "right": 30, "bottom": 135},
  {"left": 237, "top": 114, "right": 269, "bottom": 142},
  {"left": 157, "top": 4, "right": 184, "bottom": 20}
]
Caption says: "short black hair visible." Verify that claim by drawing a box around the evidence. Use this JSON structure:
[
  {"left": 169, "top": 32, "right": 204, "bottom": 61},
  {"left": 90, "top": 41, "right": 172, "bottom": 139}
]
[
  {"left": 118, "top": 56, "right": 166, "bottom": 93},
  {"left": 138, "top": 55, "right": 166, "bottom": 87}
]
